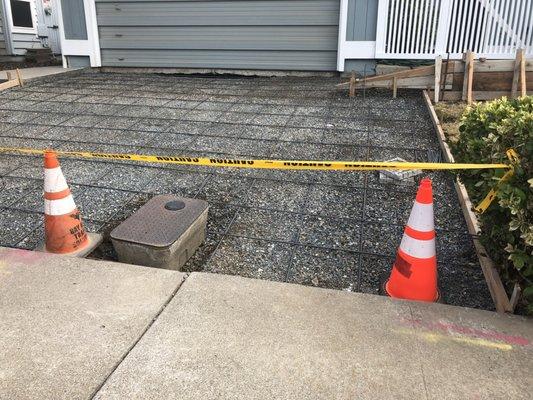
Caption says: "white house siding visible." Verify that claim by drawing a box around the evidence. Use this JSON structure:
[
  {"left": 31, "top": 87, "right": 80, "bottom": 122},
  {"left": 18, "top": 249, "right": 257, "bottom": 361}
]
[
  {"left": 0, "top": 4, "right": 7, "bottom": 56},
  {"left": 1, "top": 0, "right": 44, "bottom": 56},
  {"left": 11, "top": 0, "right": 43, "bottom": 55},
  {"left": 11, "top": 32, "right": 42, "bottom": 55}
]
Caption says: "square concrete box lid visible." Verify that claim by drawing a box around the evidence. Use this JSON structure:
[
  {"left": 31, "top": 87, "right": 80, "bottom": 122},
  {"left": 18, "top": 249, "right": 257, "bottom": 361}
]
[{"left": 110, "top": 195, "right": 208, "bottom": 248}]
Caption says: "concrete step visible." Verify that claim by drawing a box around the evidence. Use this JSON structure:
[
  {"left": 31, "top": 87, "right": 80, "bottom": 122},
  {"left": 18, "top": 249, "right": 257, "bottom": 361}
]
[{"left": 1, "top": 247, "right": 532, "bottom": 399}]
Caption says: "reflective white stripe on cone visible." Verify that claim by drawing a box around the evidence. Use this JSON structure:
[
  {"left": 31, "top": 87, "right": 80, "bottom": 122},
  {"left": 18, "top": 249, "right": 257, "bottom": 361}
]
[{"left": 44, "top": 166, "right": 69, "bottom": 193}]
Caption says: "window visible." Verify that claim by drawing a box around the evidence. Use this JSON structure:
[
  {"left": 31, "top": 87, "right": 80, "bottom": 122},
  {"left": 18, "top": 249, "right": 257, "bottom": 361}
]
[{"left": 10, "top": 0, "right": 34, "bottom": 29}]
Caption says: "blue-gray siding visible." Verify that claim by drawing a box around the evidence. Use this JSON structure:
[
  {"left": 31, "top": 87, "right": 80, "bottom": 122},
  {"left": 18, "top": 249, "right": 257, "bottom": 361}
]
[
  {"left": 0, "top": 5, "right": 6, "bottom": 56},
  {"left": 346, "top": 0, "right": 378, "bottom": 41},
  {"left": 96, "top": 0, "right": 340, "bottom": 71}
]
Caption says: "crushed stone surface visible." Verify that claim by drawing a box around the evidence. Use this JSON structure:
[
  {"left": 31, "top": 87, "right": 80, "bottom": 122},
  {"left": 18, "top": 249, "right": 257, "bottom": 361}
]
[{"left": 0, "top": 71, "right": 493, "bottom": 310}]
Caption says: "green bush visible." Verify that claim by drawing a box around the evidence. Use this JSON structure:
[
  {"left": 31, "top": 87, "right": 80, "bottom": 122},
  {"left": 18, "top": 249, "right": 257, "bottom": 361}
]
[{"left": 452, "top": 96, "right": 532, "bottom": 313}]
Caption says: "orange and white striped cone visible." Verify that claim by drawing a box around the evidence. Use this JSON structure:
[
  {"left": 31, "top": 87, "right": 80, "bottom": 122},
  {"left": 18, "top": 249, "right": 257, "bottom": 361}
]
[
  {"left": 385, "top": 178, "right": 439, "bottom": 302},
  {"left": 41, "top": 150, "right": 102, "bottom": 255},
  {"left": 44, "top": 150, "right": 88, "bottom": 253}
]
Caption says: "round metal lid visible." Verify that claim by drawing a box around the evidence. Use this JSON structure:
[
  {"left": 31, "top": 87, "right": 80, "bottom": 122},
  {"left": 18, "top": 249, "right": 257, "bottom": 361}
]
[{"left": 164, "top": 200, "right": 186, "bottom": 211}]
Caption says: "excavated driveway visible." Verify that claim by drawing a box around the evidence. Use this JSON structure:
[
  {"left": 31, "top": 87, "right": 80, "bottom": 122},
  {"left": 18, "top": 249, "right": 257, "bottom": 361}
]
[{"left": 0, "top": 71, "right": 492, "bottom": 309}]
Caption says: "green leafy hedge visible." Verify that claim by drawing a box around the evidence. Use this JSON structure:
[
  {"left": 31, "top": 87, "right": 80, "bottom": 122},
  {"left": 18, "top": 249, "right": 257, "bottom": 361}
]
[{"left": 452, "top": 96, "right": 532, "bottom": 313}]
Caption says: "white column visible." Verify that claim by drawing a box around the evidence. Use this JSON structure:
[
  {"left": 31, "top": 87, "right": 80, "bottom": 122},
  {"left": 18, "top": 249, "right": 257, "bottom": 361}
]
[
  {"left": 375, "top": 0, "right": 390, "bottom": 57},
  {"left": 434, "top": 0, "right": 453, "bottom": 56},
  {"left": 337, "top": 0, "right": 349, "bottom": 72}
]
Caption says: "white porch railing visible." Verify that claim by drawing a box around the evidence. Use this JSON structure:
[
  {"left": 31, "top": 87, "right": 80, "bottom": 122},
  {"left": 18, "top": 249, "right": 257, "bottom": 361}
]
[{"left": 375, "top": 0, "right": 533, "bottom": 59}]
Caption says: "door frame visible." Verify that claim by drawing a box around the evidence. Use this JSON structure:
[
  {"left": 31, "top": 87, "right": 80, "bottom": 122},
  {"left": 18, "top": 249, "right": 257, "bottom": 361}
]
[
  {"left": 337, "top": 0, "right": 376, "bottom": 72},
  {"left": 56, "top": 0, "right": 101, "bottom": 67}
]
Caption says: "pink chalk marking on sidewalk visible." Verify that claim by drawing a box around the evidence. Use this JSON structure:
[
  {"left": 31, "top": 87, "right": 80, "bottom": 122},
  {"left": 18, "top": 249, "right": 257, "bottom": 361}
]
[{"left": 401, "top": 317, "right": 530, "bottom": 347}]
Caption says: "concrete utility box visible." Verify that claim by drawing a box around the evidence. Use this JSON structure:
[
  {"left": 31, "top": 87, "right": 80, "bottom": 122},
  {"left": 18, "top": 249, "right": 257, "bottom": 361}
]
[{"left": 111, "top": 195, "right": 208, "bottom": 270}]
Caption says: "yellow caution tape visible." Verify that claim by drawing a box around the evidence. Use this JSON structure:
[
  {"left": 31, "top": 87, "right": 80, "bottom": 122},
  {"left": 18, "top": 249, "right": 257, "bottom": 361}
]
[
  {"left": 0, "top": 146, "right": 516, "bottom": 213},
  {"left": 474, "top": 149, "right": 519, "bottom": 214},
  {"left": 0, "top": 146, "right": 511, "bottom": 172}
]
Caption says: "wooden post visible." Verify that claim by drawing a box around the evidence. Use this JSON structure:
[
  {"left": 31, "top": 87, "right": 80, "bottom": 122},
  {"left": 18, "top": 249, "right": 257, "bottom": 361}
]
[
  {"left": 434, "top": 55, "right": 442, "bottom": 103},
  {"left": 520, "top": 49, "right": 527, "bottom": 97},
  {"left": 349, "top": 71, "right": 356, "bottom": 97},
  {"left": 510, "top": 283, "right": 521, "bottom": 311},
  {"left": 462, "top": 51, "right": 474, "bottom": 104},
  {"left": 16, "top": 68, "right": 24, "bottom": 87},
  {"left": 512, "top": 49, "right": 527, "bottom": 98},
  {"left": 511, "top": 49, "right": 522, "bottom": 98},
  {"left": 467, "top": 57, "right": 474, "bottom": 105},
  {"left": 392, "top": 76, "right": 397, "bottom": 98},
  {"left": 6, "top": 71, "right": 12, "bottom": 81},
  {"left": 461, "top": 53, "right": 469, "bottom": 101}
]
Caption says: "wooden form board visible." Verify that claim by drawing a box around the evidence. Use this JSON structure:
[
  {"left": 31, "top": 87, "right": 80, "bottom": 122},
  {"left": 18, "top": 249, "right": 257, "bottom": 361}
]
[
  {"left": 354, "top": 75, "right": 453, "bottom": 90},
  {"left": 449, "top": 58, "right": 533, "bottom": 93},
  {"left": 452, "top": 71, "right": 533, "bottom": 92},
  {"left": 442, "top": 90, "right": 533, "bottom": 101},
  {"left": 422, "top": 90, "right": 514, "bottom": 313},
  {"left": 0, "top": 69, "right": 23, "bottom": 91},
  {"left": 338, "top": 58, "right": 532, "bottom": 100},
  {"left": 0, "top": 79, "right": 20, "bottom": 91},
  {"left": 450, "top": 59, "right": 533, "bottom": 73},
  {"left": 336, "top": 64, "right": 436, "bottom": 87}
]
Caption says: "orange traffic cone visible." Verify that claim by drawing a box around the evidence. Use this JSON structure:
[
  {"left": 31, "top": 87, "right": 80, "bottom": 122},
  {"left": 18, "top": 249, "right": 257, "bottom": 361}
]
[
  {"left": 385, "top": 178, "right": 439, "bottom": 302},
  {"left": 43, "top": 150, "right": 90, "bottom": 254}
]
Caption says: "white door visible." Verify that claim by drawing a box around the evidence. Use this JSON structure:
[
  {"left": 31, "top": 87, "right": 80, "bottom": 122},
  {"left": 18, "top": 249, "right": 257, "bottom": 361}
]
[
  {"left": 35, "top": 0, "right": 61, "bottom": 54},
  {"left": 57, "top": 0, "right": 100, "bottom": 67}
]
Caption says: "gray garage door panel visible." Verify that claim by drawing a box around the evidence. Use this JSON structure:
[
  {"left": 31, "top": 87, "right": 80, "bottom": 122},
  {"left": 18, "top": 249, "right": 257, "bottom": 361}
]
[
  {"left": 96, "top": 0, "right": 338, "bottom": 26},
  {"left": 100, "top": 49, "right": 337, "bottom": 70},
  {"left": 96, "top": 0, "right": 339, "bottom": 71},
  {"left": 99, "top": 26, "right": 338, "bottom": 51}
]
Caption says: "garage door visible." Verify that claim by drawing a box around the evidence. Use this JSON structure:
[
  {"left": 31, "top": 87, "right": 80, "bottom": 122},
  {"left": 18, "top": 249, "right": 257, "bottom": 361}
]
[{"left": 95, "top": 0, "right": 339, "bottom": 71}]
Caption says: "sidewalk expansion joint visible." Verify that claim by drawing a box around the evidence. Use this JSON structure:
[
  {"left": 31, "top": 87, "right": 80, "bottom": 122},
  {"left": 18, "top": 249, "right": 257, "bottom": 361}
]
[{"left": 89, "top": 272, "right": 190, "bottom": 399}]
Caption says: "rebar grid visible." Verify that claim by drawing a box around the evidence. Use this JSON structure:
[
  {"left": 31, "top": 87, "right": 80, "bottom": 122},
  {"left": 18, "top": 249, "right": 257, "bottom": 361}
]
[{"left": 0, "top": 72, "right": 491, "bottom": 309}]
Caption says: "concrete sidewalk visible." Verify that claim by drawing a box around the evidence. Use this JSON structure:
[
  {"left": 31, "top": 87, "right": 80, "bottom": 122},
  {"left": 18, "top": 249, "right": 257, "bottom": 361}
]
[
  {"left": 0, "top": 247, "right": 185, "bottom": 399},
  {"left": 0, "top": 66, "right": 79, "bottom": 81},
  {"left": 1, "top": 247, "right": 532, "bottom": 399}
]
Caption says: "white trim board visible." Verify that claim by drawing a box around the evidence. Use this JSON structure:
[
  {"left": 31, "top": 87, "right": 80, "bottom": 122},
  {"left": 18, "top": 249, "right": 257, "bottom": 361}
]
[
  {"left": 56, "top": 0, "right": 101, "bottom": 67},
  {"left": 4, "top": 0, "right": 38, "bottom": 35},
  {"left": 337, "top": 0, "right": 376, "bottom": 71}
]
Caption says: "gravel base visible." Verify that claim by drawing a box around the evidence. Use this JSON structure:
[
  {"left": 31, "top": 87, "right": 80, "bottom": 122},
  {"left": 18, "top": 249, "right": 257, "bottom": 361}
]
[{"left": 0, "top": 72, "right": 493, "bottom": 311}]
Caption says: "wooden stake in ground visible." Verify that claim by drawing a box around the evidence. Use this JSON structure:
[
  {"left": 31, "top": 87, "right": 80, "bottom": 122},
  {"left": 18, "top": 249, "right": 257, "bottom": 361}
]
[
  {"left": 520, "top": 51, "right": 527, "bottom": 96},
  {"left": 0, "top": 70, "right": 23, "bottom": 91},
  {"left": 349, "top": 71, "right": 356, "bottom": 97},
  {"left": 16, "top": 68, "right": 24, "bottom": 87},
  {"left": 462, "top": 51, "right": 474, "bottom": 104},
  {"left": 434, "top": 55, "right": 442, "bottom": 103},
  {"left": 511, "top": 49, "right": 526, "bottom": 98},
  {"left": 392, "top": 76, "right": 397, "bottom": 98}
]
